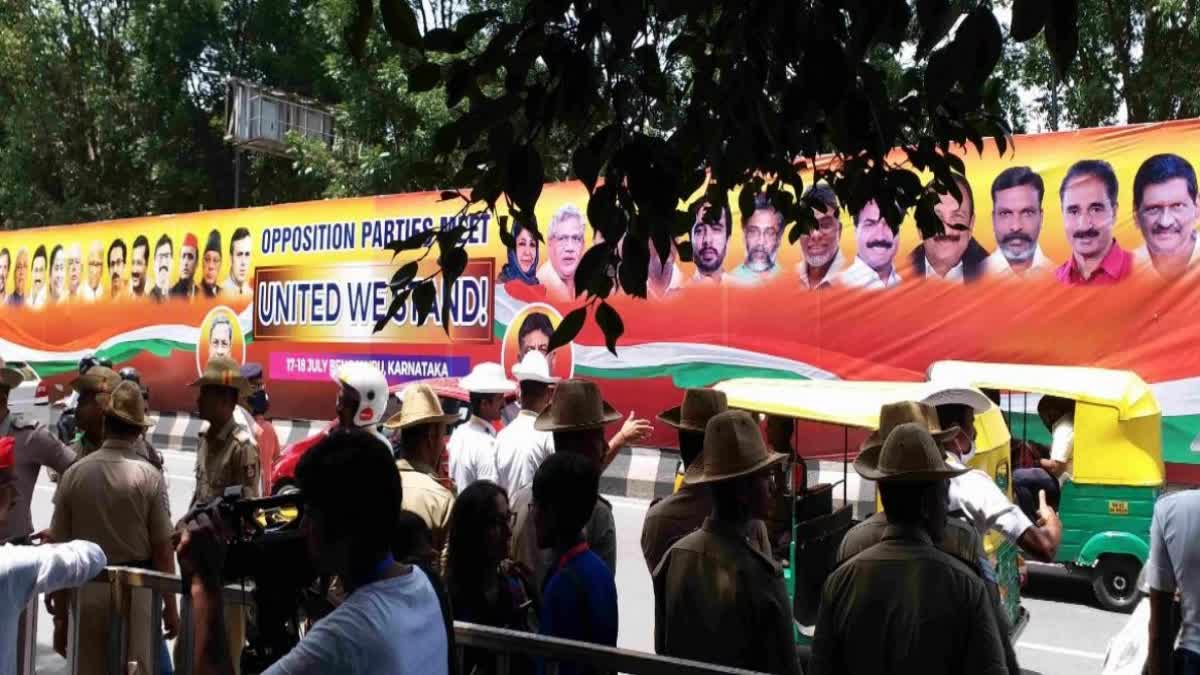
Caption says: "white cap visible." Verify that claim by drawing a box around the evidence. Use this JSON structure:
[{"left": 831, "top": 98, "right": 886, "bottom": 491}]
[
  {"left": 460, "top": 362, "right": 517, "bottom": 394},
  {"left": 511, "top": 351, "right": 558, "bottom": 384}
]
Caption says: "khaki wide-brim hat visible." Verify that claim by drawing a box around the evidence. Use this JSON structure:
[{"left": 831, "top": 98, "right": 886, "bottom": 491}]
[
  {"left": 70, "top": 366, "right": 122, "bottom": 397},
  {"left": 1038, "top": 395, "right": 1075, "bottom": 431},
  {"left": 658, "top": 388, "right": 728, "bottom": 433},
  {"left": 384, "top": 382, "right": 459, "bottom": 429},
  {"left": 685, "top": 409, "right": 787, "bottom": 485},
  {"left": 189, "top": 356, "right": 251, "bottom": 397},
  {"left": 859, "top": 400, "right": 959, "bottom": 454},
  {"left": 534, "top": 379, "right": 622, "bottom": 432},
  {"left": 0, "top": 357, "right": 23, "bottom": 390},
  {"left": 104, "top": 380, "right": 153, "bottom": 428},
  {"left": 922, "top": 387, "right": 992, "bottom": 414},
  {"left": 854, "top": 422, "right": 969, "bottom": 482}
]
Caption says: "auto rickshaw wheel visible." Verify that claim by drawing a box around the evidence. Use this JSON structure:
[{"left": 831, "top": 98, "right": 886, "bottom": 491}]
[{"left": 1092, "top": 555, "right": 1142, "bottom": 613}]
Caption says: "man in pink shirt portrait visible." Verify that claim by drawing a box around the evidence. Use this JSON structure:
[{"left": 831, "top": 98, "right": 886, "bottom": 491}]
[{"left": 1055, "top": 159, "right": 1133, "bottom": 286}]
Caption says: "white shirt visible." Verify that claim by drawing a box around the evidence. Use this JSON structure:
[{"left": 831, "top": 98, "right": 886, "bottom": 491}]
[
  {"left": 265, "top": 566, "right": 448, "bottom": 675},
  {"left": 448, "top": 415, "right": 498, "bottom": 493},
  {"left": 1, "top": 540, "right": 107, "bottom": 674},
  {"left": 80, "top": 283, "right": 101, "bottom": 302},
  {"left": 1050, "top": 415, "right": 1075, "bottom": 487},
  {"left": 648, "top": 263, "right": 684, "bottom": 298},
  {"left": 536, "top": 262, "right": 572, "bottom": 299},
  {"left": 982, "top": 247, "right": 1053, "bottom": 278},
  {"left": 797, "top": 249, "right": 848, "bottom": 290},
  {"left": 1133, "top": 237, "right": 1200, "bottom": 278},
  {"left": 837, "top": 256, "right": 902, "bottom": 290},
  {"left": 945, "top": 455, "right": 1035, "bottom": 543},
  {"left": 1147, "top": 490, "right": 1200, "bottom": 654},
  {"left": 727, "top": 263, "right": 779, "bottom": 286},
  {"left": 494, "top": 410, "right": 555, "bottom": 494},
  {"left": 924, "top": 254, "right": 964, "bottom": 282}
]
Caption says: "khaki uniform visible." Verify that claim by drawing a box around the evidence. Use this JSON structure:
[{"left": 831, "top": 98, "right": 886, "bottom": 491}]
[
  {"left": 510, "top": 483, "right": 617, "bottom": 595},
  {"left": 0, "top": 412, "right": 76, "bottom": 542},
  {"left": 397, "top": 458, "right": 454, "bottom": 573},
  {"left": 836, "top": 512, "right": 1021, "bottom": 675},
  {"left": 640, "top": 483, "right": 772, "bottom": 574},
  {"left": 191, "top": 417, "right": 259, "bottom": 508},
  {"left": 654, "top": 518, "right": 800, "bottom": 675},
  {"left": 49, "top": 439, "right": 172, "bottom": 675},
  {"left": 811, "top": 525, "right": 1009, "bottom": 675}
]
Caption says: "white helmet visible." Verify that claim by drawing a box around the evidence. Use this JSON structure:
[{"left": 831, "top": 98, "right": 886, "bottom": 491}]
[{"left": 332, "top": 362, "right": 390, "bottom": 429}]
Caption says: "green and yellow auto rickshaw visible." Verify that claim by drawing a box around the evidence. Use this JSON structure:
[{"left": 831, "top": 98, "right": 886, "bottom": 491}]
[
  {"left": 928, "top": 360, "right": 1164, "bottom": 612},
  {"left": 707, "top": 377, "right": 1028, "bottom": 645}
]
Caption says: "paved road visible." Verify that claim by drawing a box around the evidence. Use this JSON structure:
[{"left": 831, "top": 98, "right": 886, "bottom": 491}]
[{"left": 27, "top": 454, "right": 1129, "bottom": 674}]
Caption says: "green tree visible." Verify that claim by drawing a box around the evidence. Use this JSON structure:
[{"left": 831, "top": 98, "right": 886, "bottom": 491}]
[
  {"left": 1002, "top": 0, "right": 1200, "bottom": 130},
  {"left": 360, "top": 0, "right": 1079, "bottom": 350}
]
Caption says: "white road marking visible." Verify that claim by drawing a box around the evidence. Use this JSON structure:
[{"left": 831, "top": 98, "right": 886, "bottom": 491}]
[{"left": 1017, "top": 641, "right": 1105, "bottom": 661}]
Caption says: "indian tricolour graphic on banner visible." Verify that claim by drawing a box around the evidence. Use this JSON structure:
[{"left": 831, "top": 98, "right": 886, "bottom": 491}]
[{"left": 1, "top": 119, "right": 1199, "bottom": 479}]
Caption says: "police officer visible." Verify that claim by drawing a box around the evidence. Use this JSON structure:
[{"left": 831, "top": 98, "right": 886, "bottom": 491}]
[
  {"left": 117, "top": 366, "right": 166, "bottom": 472},
  {"left": 67, "top": 365, "right": 122, "bottom": 458},
  {"left": 188, "top": 356, "right": 259, "bottom": 508},
  {"left": 0, "top": 357, "right": 75, "bottom": 543},
  {"left": 48, "top": 380, "right": 178, "bottom": 674}
]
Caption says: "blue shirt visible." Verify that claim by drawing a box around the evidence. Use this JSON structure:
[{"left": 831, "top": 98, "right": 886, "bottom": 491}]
[{"left": 539, "top": 544, "right": 618, "bottom": 675}]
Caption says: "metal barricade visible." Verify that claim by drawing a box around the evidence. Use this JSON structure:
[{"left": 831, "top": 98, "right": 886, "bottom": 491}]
[{"left": 18, "top": 567, "right": 770, "bottom": 675}]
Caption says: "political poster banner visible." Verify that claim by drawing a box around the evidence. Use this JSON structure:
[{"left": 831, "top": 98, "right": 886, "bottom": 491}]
[{"left": 1, "top": 118, "right": 1199, "bottom": 479}]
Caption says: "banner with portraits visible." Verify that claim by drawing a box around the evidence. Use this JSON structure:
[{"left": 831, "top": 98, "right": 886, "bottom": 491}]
[{"left": 1, "top": 118, "right": 1199, "bottom": 479}]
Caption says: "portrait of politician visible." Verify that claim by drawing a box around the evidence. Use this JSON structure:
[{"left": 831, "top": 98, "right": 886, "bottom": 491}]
[
  {"left": 0, "top": 248, "right": 9, "bottom": 305},
  {"left": 82, "top": 240, "right": 104, "bottom": 302},
  {"left": 66, "top": 243, "right": 83, "bottom": 300},
  {"left": 171, "top": 232, "right": 200, "bottom": 299},
  {"left": 729, "top": 193, "right": 784, "bottom": 285},
  {"left": 149, "top": 233, "right": 173, "bottom": 303},
  {"left": 48, "top": 244, "right": 66, "bottom": 304},
  {"left": 689, "top": 201, "right": 730, "bottom": 285},
  {"left": 1132, "top": 153, "right": 1199, "bottom": 280},
  {"left": 517, "top": 311, "right": 557, "bottom": 371},
  {"left": 497, "top": 219, "right": 541, "bottom": 286},
  {"left": 129, "top": 235, "right": 149, "bottom": 297},
  {"left": 983, "top": 166, "right": 1053, "bottom": 278},
  {"left": 909, "top": 173, "right": 990, "bottom": 282},
  {"left": 208, "top": 314, "right": 235, "bottom": 363},
  {"left": 797, "top": 184, "right": 847, "bottom": 290},
  {"left": 837, "top": 199, "right": 902, "bottom": 290},
  {"left": 1055, "top": 159, "right": 1133, "bottom": 286},
  {"left": 224, "top": 227, "right": 253, "bottom": 297},
  {"left": 29, "top": 245, "right": 48, "bottom": 308},
  {"left": 10, "top": 247, "right": 27, "bottom": 306},
  {"left": 201, "top": 229, "right": 223, "bottom": 298},
  {"left": 108, "top": 239, "right": 127, "bottom": 300},
  {"left": 537, "top": 204, "right": 586, "bottom": 299}
]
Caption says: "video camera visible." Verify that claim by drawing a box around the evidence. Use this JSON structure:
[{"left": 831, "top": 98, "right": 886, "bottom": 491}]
[{"left": 193, "top": 489, "right": 318, "bottom": 673}]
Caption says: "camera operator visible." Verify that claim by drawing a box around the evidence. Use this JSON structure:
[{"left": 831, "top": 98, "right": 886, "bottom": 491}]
[
  {"left": 48, "top": 380, "right": 178, "bottom": 675},
  {"left": 177, "top": 427, "right": 450, "bottom": 675},
  {"left": 0, "top": 436, "right": 107, "bottom": 674}
]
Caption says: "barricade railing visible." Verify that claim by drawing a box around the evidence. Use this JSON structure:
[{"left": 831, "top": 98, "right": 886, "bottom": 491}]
[{"left": 17, "top": 567, "right": 770, "bottom": 675}]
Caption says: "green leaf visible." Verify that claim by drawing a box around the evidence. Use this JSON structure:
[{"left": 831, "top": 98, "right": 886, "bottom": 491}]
[
  {"left": 455, "top": 10, "right": 500, "bottom": 39},
  {"left": 924, "top": 46, "right": 957, "bottom": 107},
  {"left": 594, "top": 302, "right": 624, "bottom": 356},
  {"left": 915, "top": 0, "right": 956, "bottom": 58},
  {"left": 1010, "top": 0, "right": 1048, "bottom": 42},
  {"left": 379, "top": 0, "right": 421, "bottom": 48},
  {"left": 407, "top": 62, "right": 442, "bottom": 93},
  {"left": 439, "top": 245, "right": 469, "bottom": 281},
  {"left": 505, "top": 144, "right": 544, "bottom": 215},
  {"left": 424, "top": 28, "right": 467, "bottom": 54},
  {"left": 389, "top": 261, "right": 419, "bottom": 290},
  {"left": 574, "top": 243, "right": 612, "bottom": 299},
  {"left": 572, "top": 145, "right": 602, "bottom": 194},
  {"left": 385, "top": 230, "right": 435, "bottom": 256},
  {"left": 374, "top": 288, "right": 412, "bottom": 334},
  {"left": 413, "top": 281, "right": 437, "bottom": 327},
  {"left": 1044, "top": 0, "right": 1079, "bottom": 79},
  {"left": 548, "top": 306, "right": 586, "bottom": 355}
]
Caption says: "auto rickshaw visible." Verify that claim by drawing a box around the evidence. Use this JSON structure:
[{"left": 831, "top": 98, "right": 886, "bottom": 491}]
[
  {"left": 928, "top": 360, "right": 1164, "bottom": 612},
  {"left": 706, "top": 377, "right": 1028, "bottom": 645}
]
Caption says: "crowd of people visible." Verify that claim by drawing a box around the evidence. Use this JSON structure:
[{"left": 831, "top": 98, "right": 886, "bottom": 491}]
[{"left": 1, "top": 350, "right": 1199, "bottom": 675}]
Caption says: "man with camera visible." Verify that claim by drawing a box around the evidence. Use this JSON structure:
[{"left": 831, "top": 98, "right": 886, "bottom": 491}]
[
  {"left": 49, "top": 380, "right": 178, "bottom": 675},
  {"left": 177, "top": 428, "right": 450, "bottom": 675}
]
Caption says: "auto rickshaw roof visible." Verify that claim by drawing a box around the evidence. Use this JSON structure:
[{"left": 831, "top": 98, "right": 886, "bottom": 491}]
[
  {"left": 927, "top": 361, "right": 1160, "bottom": 421},
  {"left": 712, "top": 378, "right": 989, "bottom": 429}
]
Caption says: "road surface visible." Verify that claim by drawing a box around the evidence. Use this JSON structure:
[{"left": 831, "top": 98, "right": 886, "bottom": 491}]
[{"left": 26, "top": 450, "right": 1128, "bottom": 674}]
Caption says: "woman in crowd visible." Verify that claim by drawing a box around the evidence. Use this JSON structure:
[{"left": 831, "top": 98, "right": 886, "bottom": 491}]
[
  {"left": 445, "top": 481, "right": 537, "bottom": 675},
  {"left": 497, "top": 221, "right": 540, "bottom": 286}
]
